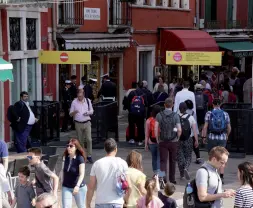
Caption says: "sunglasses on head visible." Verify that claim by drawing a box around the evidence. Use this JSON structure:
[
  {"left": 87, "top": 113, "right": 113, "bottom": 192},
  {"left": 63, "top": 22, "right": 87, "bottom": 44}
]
[{"left": 66, "top": 144, "right": 75, "bottom": 148}]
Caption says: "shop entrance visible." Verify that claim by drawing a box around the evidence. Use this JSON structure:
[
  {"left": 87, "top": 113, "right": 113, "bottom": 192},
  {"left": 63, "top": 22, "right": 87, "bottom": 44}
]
[{"left": 109, "top": 57, "right": 120, "bottom": 100}]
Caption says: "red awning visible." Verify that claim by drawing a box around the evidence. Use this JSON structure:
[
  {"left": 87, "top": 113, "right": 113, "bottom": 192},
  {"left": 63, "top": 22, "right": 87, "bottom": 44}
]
[{"left": 160, "top": 30, "right": 219, "bottom": 63}]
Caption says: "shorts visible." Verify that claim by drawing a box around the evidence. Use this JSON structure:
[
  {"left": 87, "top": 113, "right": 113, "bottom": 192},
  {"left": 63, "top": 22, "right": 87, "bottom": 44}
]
[{"left": 207, "top": 139, "right": 227, "bottom": 152}]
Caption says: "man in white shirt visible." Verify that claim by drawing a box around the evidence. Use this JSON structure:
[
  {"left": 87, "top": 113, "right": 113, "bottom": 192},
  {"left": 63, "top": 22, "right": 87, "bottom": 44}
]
[
  {"left": 70, "top": 91, "right": 94, "bottom": 163},
  {"left": 13, "top": 91, "right": 38, "bottom": 153},
  {"left": 174, "top": 81, "right": 198, "bottom": 125},
  {"left": 87, "top": 138, "right": 128, "bottom": 208}
]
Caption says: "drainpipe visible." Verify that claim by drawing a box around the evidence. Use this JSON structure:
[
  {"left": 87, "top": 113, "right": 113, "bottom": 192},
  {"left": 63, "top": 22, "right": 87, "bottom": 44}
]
[
  {"left": 52, "top": 1, "right": 58, "bottom": 50},
  {"left": 195, "top": 0, "right": 200, "bottom": 29}
]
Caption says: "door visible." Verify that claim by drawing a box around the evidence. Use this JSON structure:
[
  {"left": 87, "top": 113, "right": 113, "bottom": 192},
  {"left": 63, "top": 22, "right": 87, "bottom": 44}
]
[
  {"left": 139, "top": 51, "right": 149, "bottom": 82},
  {"left": 109, "top": 57, "right": 119, "bottom": 100},
  {"left": 59, "top": 64, "right": 70, "bottom": 101}
]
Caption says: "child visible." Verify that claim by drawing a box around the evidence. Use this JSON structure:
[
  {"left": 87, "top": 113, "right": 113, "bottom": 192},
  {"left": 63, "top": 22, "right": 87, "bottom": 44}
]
[
  {"left": 11, "top": 166, "right": 36, "bottom": 208},
  {"left": 158, "top": 182, "right": 178, "bottom": 208},
  {"left": 145, "top": 105, "right": 161, "bottom": 175},
  {"left": 137, "top": 178, "right": 164, "bottom": 208},
  {"left": 27, "top": 148, "right": 59, "bottom": 197}
]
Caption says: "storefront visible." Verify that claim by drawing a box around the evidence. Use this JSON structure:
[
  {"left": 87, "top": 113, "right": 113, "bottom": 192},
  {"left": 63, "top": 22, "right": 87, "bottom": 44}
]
[
  {"left": 57, "top": 33, "right": 130, "bottom": 111},
  {"left": 160, "top": 29, "right": 219, "bottom": 81}
]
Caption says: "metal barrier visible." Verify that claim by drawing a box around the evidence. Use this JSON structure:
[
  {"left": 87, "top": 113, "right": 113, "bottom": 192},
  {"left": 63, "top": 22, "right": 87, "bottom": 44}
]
[
  {"left": 221, "top": 103, "right": 252, "bottom": 110},
  {"left": 223, "top": 109, "right": 253, "bottom": 155},
  {"left": 91, "top": 101, "right": 118, "bottom": 143},
  {"left": 32, "top": 101, "right": 60, "bottom": 145}
]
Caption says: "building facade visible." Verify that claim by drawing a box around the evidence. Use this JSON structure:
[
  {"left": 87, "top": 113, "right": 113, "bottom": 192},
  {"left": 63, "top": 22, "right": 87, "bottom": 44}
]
[
  {"left": 0, "top": 1, "right": 51, "bottom": 143},
  {"left": 199, "top": 0, "right": 253, "bottom": 78}
]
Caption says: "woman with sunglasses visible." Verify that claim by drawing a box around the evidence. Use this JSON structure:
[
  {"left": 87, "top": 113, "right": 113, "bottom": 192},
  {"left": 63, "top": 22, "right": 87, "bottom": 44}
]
[{"left": 62, "top": 138, "right": 87, "bottom": 208}]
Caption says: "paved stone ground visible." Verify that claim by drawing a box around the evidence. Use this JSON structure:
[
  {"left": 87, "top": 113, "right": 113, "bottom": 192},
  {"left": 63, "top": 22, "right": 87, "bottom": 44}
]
[{"left": 10, "top": 116, "right": 253, "bottom": 207}]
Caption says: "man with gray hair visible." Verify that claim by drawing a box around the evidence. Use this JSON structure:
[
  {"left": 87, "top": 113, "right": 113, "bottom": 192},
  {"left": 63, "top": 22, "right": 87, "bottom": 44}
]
[
  {"left": 156, "top": 98, "right": 182, "bottom": 184},
  {"left": 35, "top": 193, "right": 57, "bottom": 208}
]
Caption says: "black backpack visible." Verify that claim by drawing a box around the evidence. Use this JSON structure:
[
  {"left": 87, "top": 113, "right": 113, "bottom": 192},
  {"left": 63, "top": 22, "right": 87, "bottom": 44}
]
[
  {"left": 183, "top": 167, "right": 219, "bottom": 208},
  {"left": 180, "top": 114, "right": 191, "bottom": 141},
  {"left": 195, "top": 92, "right": 206, "bottom": 110}
]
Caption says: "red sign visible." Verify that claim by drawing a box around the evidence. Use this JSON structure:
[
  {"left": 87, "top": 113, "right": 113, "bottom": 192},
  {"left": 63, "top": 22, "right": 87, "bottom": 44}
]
[
  {"left": 60, "top": 52, "right": 69, "bottom": 62},
  {"left": 173, "top": 52, "right": 182, "bottom": 62}
]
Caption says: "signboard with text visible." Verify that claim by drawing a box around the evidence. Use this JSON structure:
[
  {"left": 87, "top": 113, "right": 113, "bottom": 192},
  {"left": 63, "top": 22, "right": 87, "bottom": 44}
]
[
  {"left": 166, "top": 51, "right": 222, "bottom": 66},
  {"left": 84, "top": 7, "right": 100, "bottom": 20},
  {"left": 38, "top": 51, "right": 91, "bottom": 64}
]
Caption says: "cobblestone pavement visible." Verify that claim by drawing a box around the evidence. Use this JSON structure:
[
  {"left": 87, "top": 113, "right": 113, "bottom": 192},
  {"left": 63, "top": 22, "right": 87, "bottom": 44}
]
[{"left": 15, "top": 116, "right": 252, "bottom": 207}]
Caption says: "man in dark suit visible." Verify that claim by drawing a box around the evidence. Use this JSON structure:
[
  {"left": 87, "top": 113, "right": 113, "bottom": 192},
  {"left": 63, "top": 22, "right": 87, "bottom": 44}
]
[
  {"left": 97, "top": 74, "right": 117, "bottom": 101},
  {"left": 13, "top": 91, "right": 38, "bottom": 153}
]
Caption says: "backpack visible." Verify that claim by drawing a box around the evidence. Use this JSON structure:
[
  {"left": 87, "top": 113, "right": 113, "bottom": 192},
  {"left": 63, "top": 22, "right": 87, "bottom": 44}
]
[
  {"left": 149, "top": 117, "right": 157, "bottom": 143},
  {"left": 7, "top": 102, "right": 24, "bottom": 123},
  {"left": 159, "top": 111, "right": 177, "bottom": 141},
  {"left": 180, "top": 114, "right": 191, "bottom": 141},
  {"left": 228, "top": 92, "right": 236, "bottom": 103},
  {"left": 195, "top": 93, "right": 206, "bottom": 110},
  {"left": 208, "top": 109, "right": 226, "bottom": 134},
  {"left": 115, "top": 159, "right": 129, "bottom": 197},
  {"left": 130, "top": 92, "right": 145, "bottom": 116},
  {"left": 183, "top": 167, "right": 218, "bottom": 208}
]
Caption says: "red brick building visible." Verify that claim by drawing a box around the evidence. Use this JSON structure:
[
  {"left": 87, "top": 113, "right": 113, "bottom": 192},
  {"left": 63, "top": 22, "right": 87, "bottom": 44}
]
[{"left": 0, "top": 2, "right": 52, "bottom": 142}]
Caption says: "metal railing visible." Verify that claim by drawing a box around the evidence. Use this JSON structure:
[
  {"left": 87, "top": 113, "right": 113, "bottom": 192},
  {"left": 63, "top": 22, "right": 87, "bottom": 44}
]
[
  {"left": 204, "top": 20, "right": 253, "bottom": 30},
  {"left": 109, "top": 0, "right": 132, "bottom": 26},
  {"left": 58, "top": 0, "right": 84, "bottom": 26}
]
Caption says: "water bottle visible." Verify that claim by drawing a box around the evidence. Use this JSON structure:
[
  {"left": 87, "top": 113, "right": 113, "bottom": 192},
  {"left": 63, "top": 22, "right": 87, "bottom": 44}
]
[{"left": 186, "top": 183, "right": 193, "bottom": 194}]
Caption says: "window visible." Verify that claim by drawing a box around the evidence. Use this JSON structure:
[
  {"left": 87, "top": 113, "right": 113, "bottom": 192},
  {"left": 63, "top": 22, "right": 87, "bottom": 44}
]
[
  {"left": 26, "top": 18, "right": 37, "bottom": 50},
  {"left": 27, "top": 58, "right": 37, "bottom": 102},
  {"left": 11, "top": 60, "right": 22, "bottom": 104},
  {"left": 9, "top": 18, "right": 21, "bottom": 51}
]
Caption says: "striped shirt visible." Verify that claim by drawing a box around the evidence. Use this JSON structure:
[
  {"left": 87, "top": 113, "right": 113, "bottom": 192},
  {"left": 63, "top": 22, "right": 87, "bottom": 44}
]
[
  {"left": 205, "top": 108, "right": 230, "bottom": 140},
  {"left": 234, "top": 186, "right": 253, "bottom": 208}
]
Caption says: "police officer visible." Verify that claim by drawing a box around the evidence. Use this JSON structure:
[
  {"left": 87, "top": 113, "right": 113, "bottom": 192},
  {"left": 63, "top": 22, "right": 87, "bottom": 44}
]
[
  {"left": 61, "top": 80, "right": 72, "bottom": 132},
  {"left": 97, "top": 74, "right": 117, "bottom": 101}
]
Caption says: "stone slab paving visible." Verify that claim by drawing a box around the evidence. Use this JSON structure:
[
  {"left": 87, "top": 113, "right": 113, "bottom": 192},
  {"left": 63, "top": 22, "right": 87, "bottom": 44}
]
[{"left": 53, "top": 146, "right": 253, "bottom": 208}]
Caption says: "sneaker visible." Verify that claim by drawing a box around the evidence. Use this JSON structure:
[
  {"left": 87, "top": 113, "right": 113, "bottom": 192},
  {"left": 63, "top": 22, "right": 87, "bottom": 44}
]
[
  {"left": 195, "top": 158, "right": 202, "bottom": 164},
  {"left": 128, "top": 139, "right": 135, "bottom": 144},
  {"left": 184, "top": 169, "right": 191, "bottom": 180},
  {"left": 159, "top": 177, "right": 166, "bottom": 189},
  {"left": 87, "top": 156, "right": 93, "bottom": 164},
  {"left": 138, "top": 142, "right": 143, "bottom": 146}
]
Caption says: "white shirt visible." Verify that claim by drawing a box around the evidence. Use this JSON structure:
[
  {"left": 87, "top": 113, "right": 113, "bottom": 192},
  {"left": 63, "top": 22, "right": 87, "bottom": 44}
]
[
  {"left": 90, "top": 156, "right": 128, "bottom": 204},
  {"left": 69, "top": 98, "right": 94, "bottom": 122},
  {"left": 174, "top": 89, "right": 199, "bottom": 133},
  {"left": 25, "top": 102, "right": 36, "bottom": 125}
]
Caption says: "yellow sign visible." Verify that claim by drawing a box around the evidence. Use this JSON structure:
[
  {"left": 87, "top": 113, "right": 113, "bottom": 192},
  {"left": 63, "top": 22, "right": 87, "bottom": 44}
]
[
  {"left": 166, "top": 51, "right": 222, "bottom": 66},
  {"left": 38, "top": 51, "right": 91, "bottom": 64}
]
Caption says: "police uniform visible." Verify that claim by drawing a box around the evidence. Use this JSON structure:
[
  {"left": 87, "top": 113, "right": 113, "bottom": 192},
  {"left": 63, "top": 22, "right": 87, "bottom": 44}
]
[
  {"left": 62, "top": 80, "right": 72, "bottom": 132},
  {"left": 97, "top": 74, "right": 117, "bottom": 101}
]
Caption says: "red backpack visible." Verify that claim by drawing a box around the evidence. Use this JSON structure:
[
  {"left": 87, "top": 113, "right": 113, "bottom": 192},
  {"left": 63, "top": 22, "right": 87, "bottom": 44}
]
[
  {"left": 228, "top": 92, "right": 236, "bottom": 103},
  {"left": 149, "top": 117, "right": 159, "bottom": 143}
]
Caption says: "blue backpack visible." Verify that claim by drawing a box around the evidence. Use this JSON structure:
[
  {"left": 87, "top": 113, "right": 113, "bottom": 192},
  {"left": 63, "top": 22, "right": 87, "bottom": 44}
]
[
  {"left": 130, "top": 93, "right": 145, "bottom": 115},
  {"left": 208, "top": 109, "right": 226, "bottom": 134}
]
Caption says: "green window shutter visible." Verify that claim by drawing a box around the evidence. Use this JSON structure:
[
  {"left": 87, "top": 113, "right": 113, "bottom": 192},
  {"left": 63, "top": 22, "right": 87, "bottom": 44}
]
[
  {"left": 205, "top": 0, "right": 212, "bottom": 22},
  {"left": 227, "top": 0, "right": 233, "bottom": 21},
  {"left": 248, "top": 0, "right": 253, "bottom": 26}
]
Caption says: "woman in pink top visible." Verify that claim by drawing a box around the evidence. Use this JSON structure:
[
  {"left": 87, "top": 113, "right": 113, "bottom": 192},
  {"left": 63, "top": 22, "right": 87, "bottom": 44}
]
[
  {"left": 137, "top": 178, "right": 164, "bottom": 208},
  {"left": 145, "top": 106, "right": 161, "bottom": 175}
]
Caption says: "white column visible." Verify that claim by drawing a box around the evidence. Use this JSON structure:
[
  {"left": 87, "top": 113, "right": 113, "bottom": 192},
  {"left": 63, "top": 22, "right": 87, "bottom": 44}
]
[
  {"left": 71, "top": 64, "right": 76, "bottom": 75},
  {"left": 240, "top": 57, "right": 245, "bottom": 72},
  {"left": 182, "top": 0, "right": 189, "bottom": 9},
  {"left": 21, "top": 59, "right": 28, "bottom": 91},
  {"left": 162, "top": 0, "right": 169, "bottom": 7},
  {"left": 172, "top": 0, "right": 179, "bottom": 8},
  {"left": 136, "top": 0, "right": 144, "bottom": 6},
  {"left": 150, "top": 0, "right": 156, "bottom": 6},
  {"left": 36, "top": 59, "right": 42, "bottom": 100}
]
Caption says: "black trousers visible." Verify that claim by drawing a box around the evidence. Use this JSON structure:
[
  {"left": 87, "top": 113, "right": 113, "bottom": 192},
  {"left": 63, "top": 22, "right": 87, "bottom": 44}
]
[
  {"left": 192, "top": 136, "right": 200, "bottom": 159},
  {"left": 128, "top": 113, "right": 145, "bottom": 142},
  {"left": 62, "top": 105, "right": 70, "bottom": 131}
]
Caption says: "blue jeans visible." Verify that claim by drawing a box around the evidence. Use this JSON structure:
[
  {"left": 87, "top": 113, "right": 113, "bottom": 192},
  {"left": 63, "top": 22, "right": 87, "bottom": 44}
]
[
  {"left": 95, "top": 204, "right": 122, "bottom": 208},
  {"left": 62, "top": 185, "right": 87, "bottom": 208},
  {"left": 207, "top": 139, "right": 227, "bottom": 153},
  {"left": 149, "top": 143, "right": 160, "bottom": 174},
  {"left": 15, "top": 125, "right": 33, "bottom": 153}
]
